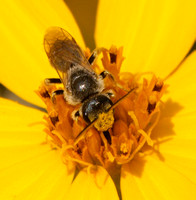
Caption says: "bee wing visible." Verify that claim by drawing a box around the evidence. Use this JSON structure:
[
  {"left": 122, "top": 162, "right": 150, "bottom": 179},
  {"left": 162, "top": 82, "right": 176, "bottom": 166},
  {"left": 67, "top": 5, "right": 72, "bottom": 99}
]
[{"left": 44, "top": 27, "right": 94, "bottom": 81}]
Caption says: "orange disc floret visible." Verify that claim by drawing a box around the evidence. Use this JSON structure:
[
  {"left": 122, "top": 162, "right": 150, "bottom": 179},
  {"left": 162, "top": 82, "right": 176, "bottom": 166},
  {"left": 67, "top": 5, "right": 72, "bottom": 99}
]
[{"left": 36, "top": 46, "right": 167, "bottom": 175}]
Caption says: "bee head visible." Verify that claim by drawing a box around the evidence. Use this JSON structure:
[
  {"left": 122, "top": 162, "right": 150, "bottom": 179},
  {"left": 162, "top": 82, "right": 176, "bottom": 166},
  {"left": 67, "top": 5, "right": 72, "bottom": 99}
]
[{"left": 82, "top": 94, "right": 114, "bottom": 131}]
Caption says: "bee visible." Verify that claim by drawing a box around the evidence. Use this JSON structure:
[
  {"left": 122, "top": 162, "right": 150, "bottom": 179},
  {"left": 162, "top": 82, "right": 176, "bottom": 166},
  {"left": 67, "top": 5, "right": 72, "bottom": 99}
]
[{"left": 44, "top": 27, "right": 135, "bottom": 144}]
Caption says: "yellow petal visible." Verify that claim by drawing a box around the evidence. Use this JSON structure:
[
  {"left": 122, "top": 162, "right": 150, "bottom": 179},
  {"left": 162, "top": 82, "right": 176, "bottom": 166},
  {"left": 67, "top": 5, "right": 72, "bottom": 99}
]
[
  {"left": 121, "top": 156, "right": 196, "bottom": 200},
  {"left": 121, "top": 158, "right": 145, "bottom": 200},
  {"left": 0, "top": 98, "right": 46, "bottom": 148},
  {"left": 0, "top": 0, "right": 84, "bottom": 106},
  {"left": 140, "top": 52, "right": 196, "bottom": 186},
  {"left": 0, "top": 97, "right": 47, "bottom": 169},
  {"left": 0, "top": 144, "right": 50, "bottom": 170},
  {"left": 146, "top": 136, "right": 196, "bottom": 180},
  {"left": 0, "top": 149, "right": 75, "bottom": 200},
  {"left": 152, "top": 152, "right": 196, "bottom": 185},
  {"left": 152, "top": 51, "right": 196, "bottom": 153},
  {"left": 150, "top": 111, "right": 196, "bottom": 182},
  {"left": 163, "top": 51, "right": 196, "bottom": 115},
  {"left": 95, "top": 0, "right": 196, "bottom": 78},
  {"left": 0, "top": 97, "right": 75, "bottom": 199},
  {"left": 150, "top": 51, "right": 196, "bottom": 144},
  {"left": 67, "top": 166, "right": 119, "bottom": 200},
  {"left": 121, "top": 51, "right": 196, "bottom": 199}
]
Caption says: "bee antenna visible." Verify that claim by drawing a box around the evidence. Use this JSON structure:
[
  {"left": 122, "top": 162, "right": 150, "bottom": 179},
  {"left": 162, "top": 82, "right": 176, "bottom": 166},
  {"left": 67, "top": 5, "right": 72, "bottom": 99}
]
[
  {"left": 74, "top": 87, "right": 137, "bottom": 145},
  {"left": 109, "top": 87, "right": 137, "bottom": 111},
  {"left": 74, "top": 118, "right": 97, "bottom": 145}
]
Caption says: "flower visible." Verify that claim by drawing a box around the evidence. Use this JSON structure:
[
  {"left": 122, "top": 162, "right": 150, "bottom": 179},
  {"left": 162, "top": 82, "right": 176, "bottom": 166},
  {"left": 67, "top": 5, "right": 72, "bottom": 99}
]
[{"left": 0, "top": 0, "right": 196, "bottom": 200}]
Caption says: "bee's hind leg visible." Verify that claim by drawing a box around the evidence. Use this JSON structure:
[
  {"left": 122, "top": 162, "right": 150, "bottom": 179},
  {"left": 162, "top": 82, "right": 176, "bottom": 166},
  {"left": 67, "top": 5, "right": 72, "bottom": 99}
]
[
  {"left": 44, "top": 79, "right": 64, "bottom": 103},
  {"left": 51, "top": 90, "right": 64, "bottom": 103},
  {"left": 45, "top": 78, "right": 62, "bottom": 85}
]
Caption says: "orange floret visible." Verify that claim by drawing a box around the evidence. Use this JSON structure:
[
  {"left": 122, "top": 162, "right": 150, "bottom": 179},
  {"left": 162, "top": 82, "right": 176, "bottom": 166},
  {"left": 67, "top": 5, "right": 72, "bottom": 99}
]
[{"left": 36, "top": 46, "right": 167, "bottom": 175}]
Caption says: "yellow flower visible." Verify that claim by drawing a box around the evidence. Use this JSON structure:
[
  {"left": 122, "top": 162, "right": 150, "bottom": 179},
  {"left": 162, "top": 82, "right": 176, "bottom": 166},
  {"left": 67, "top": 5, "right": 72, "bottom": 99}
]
[{"left": 0, "top": 0, "right": 196, "bottom": 199}]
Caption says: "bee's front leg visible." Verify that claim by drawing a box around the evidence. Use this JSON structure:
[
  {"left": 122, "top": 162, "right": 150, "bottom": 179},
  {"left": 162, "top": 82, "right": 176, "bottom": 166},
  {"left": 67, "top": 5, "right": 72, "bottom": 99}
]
[
  {"left": 99, "top": 70, "right": 115, "bottom": 80},
  {"left": 99, "top": 71, "right": 128, "bottom": 92},
  {"left": 71, "top": 110, "right": 80, "bottom": 121}
]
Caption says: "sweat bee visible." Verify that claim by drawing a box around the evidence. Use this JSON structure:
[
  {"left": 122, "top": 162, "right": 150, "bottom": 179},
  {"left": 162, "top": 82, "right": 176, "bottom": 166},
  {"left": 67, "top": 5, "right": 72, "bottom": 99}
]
[{"left": 44, "top": 27, "right": 135, "bottom": 143}]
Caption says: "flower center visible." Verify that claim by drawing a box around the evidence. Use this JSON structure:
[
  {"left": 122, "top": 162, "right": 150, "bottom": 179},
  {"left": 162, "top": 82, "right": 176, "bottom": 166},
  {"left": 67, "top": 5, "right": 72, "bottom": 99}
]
[{"left": 37, "top": 46, "right": 167, "bottom": 174}]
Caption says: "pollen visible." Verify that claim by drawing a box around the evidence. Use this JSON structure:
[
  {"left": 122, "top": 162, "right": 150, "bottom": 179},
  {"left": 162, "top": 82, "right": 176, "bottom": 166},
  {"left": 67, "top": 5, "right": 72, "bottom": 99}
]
[
  {"left": 37, "top": 46, "right": 167, "bottom": 176},
  {"left": 94, "top": 110, "right": 114, "bottom": 131}
]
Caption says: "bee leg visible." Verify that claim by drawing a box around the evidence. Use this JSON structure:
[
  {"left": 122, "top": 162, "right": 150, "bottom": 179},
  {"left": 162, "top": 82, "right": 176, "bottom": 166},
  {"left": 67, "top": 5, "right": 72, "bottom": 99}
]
[
  {"left": 45, "top": 78, "right": 62, "bottom": 85},
  {"left": 51, "top": 90, "right": 64, "bottom": 103},
  {"left": 71, "top": 110, "right": 80, "bottom": 121},
  {"left": 105, "top": 90, "right": 115, "bottom": 98},
  {"left": 100, "top": 71, "right": 129, "bottom": 92},
  {"left": 88, "top": 47, "right": 107, "bottom": 65},
  {"left": 99, "top": 70, "right": 114, "bottom": 80}
]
